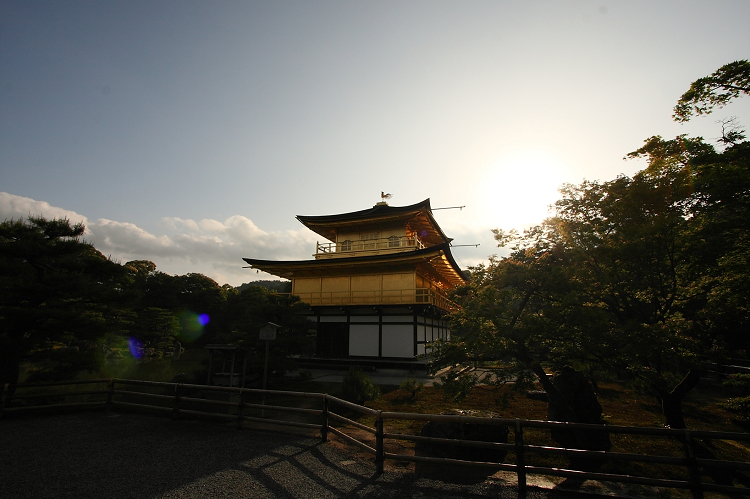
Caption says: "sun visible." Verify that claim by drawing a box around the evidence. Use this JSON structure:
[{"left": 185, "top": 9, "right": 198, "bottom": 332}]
[{"left": 476, "top": 149, "right": 571, "bottom": 230}]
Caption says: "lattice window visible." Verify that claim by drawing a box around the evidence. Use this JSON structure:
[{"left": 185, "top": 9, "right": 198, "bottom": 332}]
[{"left": 361, "top": 232, "right": 379, "bottom": 249}]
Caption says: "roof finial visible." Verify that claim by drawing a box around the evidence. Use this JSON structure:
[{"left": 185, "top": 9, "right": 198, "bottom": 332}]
[{"left": 380, "top": 191, "right": 393, "bottom": 204}]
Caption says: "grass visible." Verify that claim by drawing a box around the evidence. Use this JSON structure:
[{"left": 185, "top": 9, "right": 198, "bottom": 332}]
[
  {"left": 18, "top": 347, "right": 210, "bottom": 384},
  {"left": 340, "top": 379, "right": 750, "bottom": 493},
  {"left": 265, "top": 375, "right": 750, "bottom": 494}
]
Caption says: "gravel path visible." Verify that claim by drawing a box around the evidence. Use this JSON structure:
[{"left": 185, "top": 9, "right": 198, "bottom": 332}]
[{"left": 1, "top": 411, "right": 618, "bottom": 498}]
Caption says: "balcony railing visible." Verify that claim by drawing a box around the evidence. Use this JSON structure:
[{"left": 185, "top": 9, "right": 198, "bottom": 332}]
[
  {"left": 283, "top": 287, "right": 459, "bottom": 311},
  {"left": 316, "top": 235, "right": 425, "bottom": 255}
]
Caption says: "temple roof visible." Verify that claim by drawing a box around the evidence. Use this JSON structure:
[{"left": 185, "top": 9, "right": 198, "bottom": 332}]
[
  {"left": 243, "top": 242, "right": 466, "bottom": 287},
  {"left": 296, "top": 198, "right": 451, "bottom": 246}
]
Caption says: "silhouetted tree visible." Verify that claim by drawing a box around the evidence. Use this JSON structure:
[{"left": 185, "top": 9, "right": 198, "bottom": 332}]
[
  {"left": 673, "top": 59, "right": 750, "bottom": 122},
  {"left": 0, "top": 217, "right": 129, "bottom": 386}
]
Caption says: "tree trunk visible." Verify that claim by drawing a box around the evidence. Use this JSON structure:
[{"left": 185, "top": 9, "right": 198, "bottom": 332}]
[
  {"left": 661, "top": 393, "right": 686, "bottom": 429},
  {"left": 656, "top": 369, "right": 702, "bottom": 429},
  {"left": 534, "top": 365, "right": 611, "bottom": 470},
  {"left": 531, "top": 363, "right": 578, "bottom": 422},
  {"left": 588, "top": 367, "right": 599, "bottom": 393}
]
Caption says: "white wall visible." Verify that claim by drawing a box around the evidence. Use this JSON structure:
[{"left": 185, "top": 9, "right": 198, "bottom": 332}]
[
  {"left": 381, "top": 324, "right": 414, "bottom": 358},
  {"left": 349, "top": 324, "right": 379, "bottom": 357}
]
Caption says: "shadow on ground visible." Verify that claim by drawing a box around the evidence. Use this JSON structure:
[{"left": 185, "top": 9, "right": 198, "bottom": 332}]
[{"left": 1, "top": 411, "right": 622, "bottom": 498}]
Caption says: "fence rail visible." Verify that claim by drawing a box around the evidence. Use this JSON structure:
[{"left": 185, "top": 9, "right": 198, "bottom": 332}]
[
  {"left": 316, "top": 234, "right": 426, "bottom": 255},
  {"left": 3, "top": 379, "right": 750, "bottom": 498},
  {"left": 290, "top": 287, "right": 460, "bottom": 311}
]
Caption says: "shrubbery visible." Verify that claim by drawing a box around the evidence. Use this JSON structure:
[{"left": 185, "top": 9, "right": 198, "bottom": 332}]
[
  {"left": 722, "top": 397, "right": 750, "bottom": 420},
  {"left": 722, "top": 374, "right": 750, "bottom": 420},
  {"left": 342, "top": 368, "right": 380, "bottom": 405},
  {"left": 399, "top": 377, "right": 424, "bottom": 399}
]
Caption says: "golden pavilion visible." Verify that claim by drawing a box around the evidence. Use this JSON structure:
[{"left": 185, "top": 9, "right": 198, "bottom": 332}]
[{"left": 242, "top": 199, "right": 466, "bottom": 359}]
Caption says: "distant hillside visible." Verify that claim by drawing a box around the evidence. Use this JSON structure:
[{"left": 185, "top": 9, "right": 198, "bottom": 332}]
[{"left": 237, "top": 280, "right": 292, "bottom": 293}]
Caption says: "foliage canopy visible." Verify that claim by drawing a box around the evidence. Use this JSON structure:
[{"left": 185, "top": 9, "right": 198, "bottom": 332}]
[
  {"left": 0, "top": 217, "right": 314, "bottom": 387},
  {"left": 673, "top": 59, "right": 750, "bottom": 122},
  {"left": 432, "top": 61, "right": 750, "bottom": 429}
]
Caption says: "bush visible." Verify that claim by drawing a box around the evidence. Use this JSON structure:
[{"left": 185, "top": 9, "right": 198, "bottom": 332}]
[
  {"left": 723, "top": 374, "right": 750, "bottom": 396},
  {"left": 342, "top": 368, "right": 381, "bottom": 405},
  {"left": 722, "top": 396, "right": 750, "bottom": 420},
  {"left": 399, "top": 378, "right": 424, "bottom": 399},
  {"left": 436, "top": 371, "right": 478, "bottom": 402}
]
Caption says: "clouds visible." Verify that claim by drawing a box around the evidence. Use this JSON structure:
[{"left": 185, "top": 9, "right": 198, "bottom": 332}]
[
  {"left": 1, "top": 191, "right": 498, "bottom": 286},
  {"left": 92, "top": 219, "right": 176, "bottom": 258},
  {"left": 0, "top": 192, "right": 317, "bottom": 286},
  {"left": 0, "top": 192, "right": 89, "bottom": 224}
]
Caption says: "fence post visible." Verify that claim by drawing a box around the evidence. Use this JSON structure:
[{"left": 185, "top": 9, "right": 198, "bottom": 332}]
[
  {"left": 683, "top": 429, "right": 704, "bottom": 499},
  {"left": 172, "top": 383, "right": 181, "bottom": 421},
  {"left": 515, "top": 419, "right": 526, "bottom": 497},
  {"left": 375, "top": 411, "right": 384, "bottom": 474},
  {"left": 106, "top": 379, "right": 115, "bottom": 412},
  {"left": 236, "top": 389, "right": 245, "bottom": 429},
  {"left": 321, "top": 396, "right": 329, "bottom": 442}
]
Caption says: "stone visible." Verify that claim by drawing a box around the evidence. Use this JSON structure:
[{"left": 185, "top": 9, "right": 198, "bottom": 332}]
[
  {"left": 547, "top": 366, "right": 611, "bottom": 470},
  {"left": 414, "top": 409, "right": 509, "bottom": 482},
  {"left": 526, "top": 390, "right": 548, "bottom": 401}
]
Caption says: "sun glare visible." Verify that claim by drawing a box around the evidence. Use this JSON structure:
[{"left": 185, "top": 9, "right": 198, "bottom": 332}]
[{"left": 477, "top": 150, "right": 570, "bottom": 230}]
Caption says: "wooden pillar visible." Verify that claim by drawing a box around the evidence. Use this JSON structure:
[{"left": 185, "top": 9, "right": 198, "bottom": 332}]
[
  {"left": 320, "top": 396, "right": 329, "bottom": 443},
  {"left": 375, "top": 411, "right": 384, "bottom": 474},
  {"left": 515, "top": 419, "right": 526, "bottom": 497},
  {"left": 683, "top": 429, "right": 703, "bottom": 499},
  {"left": 229, "top": 351, "right": 236, "bottom": 388},
  {"left": 207, "top": 350, "right": 214, "bottom": 385}
]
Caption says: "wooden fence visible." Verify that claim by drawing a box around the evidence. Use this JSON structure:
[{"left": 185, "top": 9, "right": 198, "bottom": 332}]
[{"left": 3, "top": 379, "right": 750, "bottom": 498}]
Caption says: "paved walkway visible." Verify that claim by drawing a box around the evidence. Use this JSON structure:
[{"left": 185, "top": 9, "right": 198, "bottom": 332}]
[{"left": 0, "top": 411, "right": 625, "bottom": 499}]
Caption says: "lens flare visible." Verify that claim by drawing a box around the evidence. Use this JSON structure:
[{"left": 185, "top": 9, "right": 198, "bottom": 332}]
[
  {"left": 179, "top": 311, "right": 209, "bottom": 342},
  {"left": 95, "top": 336, "right": 139, "bottom": 378},
  {"left": 128, "top": 338, "right": 144, "bottom": 360}
]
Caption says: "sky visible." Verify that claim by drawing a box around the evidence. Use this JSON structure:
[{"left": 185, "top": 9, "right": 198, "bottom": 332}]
[{"left": 2, "top": 1, "right": 749, "bottom": 286}]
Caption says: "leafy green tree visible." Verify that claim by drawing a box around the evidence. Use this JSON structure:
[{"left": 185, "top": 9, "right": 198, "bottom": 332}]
[
  {"left": 1, "top": 219, "right": 315, "bottom": 386},
  {"left": 553, "top": 160, "right": 704, "bottom": 429},
  {"left": 0, "top": 217, "right": 130, "bottom": 386},
  {"left": 625, "top": 135, "right": 750, "bottom": 355},
  {"left": 237, "top": 280, "right": 292, "bottom": 293},
  {"left": 437, "top": 128, "right": 749, "bottom": 429},
  {"left": 438, "top": 145, "right": 696, "bottom": 424},
  {"left": 129, "top": 307, "right": 180, "bottom": 351},
  {"left": 673, "top": 59, "right": 750, "bottom": 122},
  {"left": 434, "top": 223, "right": 615, "bottom": 413},
  {"left": 455, "top": 57, "right": 750, "bottom": 430},
  {"left": 123, "top": 260, "right": 158, "bottom": 300},
  {"left": 218, "top": 286, "right": 314, "bottom": 380},
  {"left": 128, "top": 269, "right": 229, "bottom": 346}
]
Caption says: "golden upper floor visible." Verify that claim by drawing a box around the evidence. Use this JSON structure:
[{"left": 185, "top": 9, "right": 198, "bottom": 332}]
[
  {"left": 242, "top": 199, "right": 467, "bottom": 310},
  {"left": 297, "top": 199, "right": 452, "bottom": 260}
]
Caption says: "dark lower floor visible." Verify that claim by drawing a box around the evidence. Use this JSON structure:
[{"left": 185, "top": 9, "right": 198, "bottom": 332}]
[{"left": 310, "top": 305, "right": 450, "bottom": 359}]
